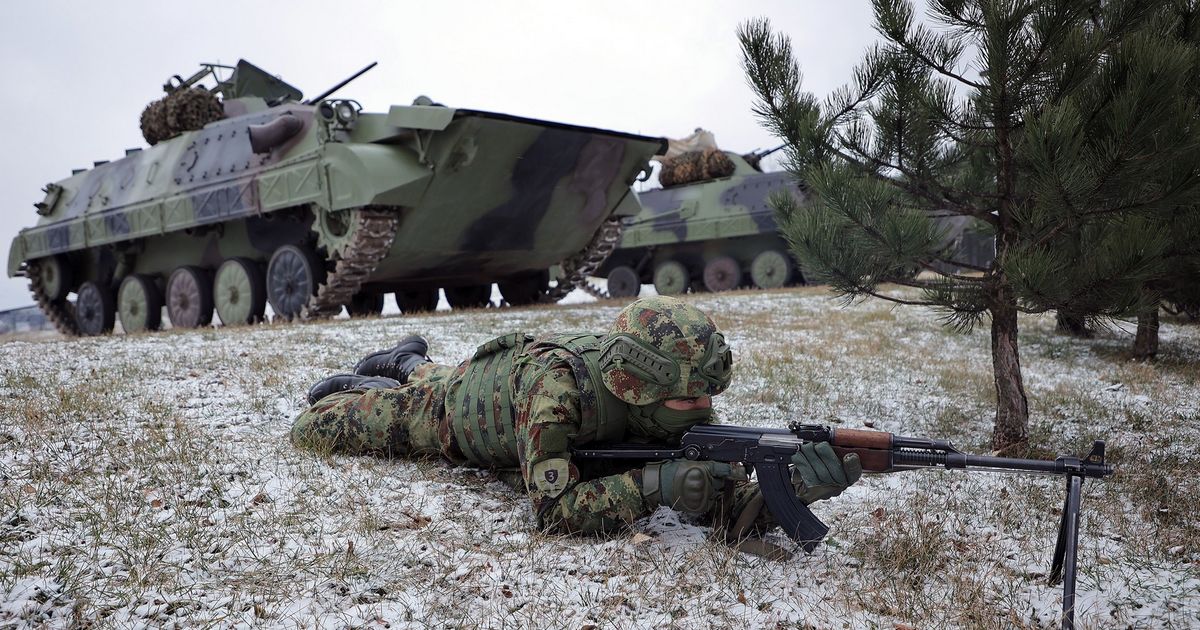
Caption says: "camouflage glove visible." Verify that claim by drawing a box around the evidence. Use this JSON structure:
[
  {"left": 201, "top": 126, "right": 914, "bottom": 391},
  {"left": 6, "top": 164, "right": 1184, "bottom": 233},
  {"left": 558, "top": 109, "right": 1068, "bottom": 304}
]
[
  {"left": 791, "top": 442, "right": 862, "bottom": 504},
  {"left": 643, "top": 460, "right": 746, "bottom": 514}
]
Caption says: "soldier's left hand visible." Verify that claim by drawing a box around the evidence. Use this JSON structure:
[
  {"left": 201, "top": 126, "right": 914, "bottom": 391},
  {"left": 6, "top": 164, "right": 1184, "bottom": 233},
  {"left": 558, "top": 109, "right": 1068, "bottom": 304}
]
[
  {"left": 790, "top": 442, "right": 862, "bottom": 503},
  {"left": 643, "top": 459, "right": 748, "bottom": 515}
]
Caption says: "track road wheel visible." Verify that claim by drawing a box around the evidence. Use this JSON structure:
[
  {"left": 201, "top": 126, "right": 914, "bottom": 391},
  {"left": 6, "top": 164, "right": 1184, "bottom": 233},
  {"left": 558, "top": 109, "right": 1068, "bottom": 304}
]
[
  {"left": 499, "top": 271, "right": 549, "bottom": 306},
  {"left": 606, "top": 266, "right": 640, "bottom": 299},
  {"left": 444, "top": 285, "right": 492, "bottom": 310},
  {"left": 167, "top": 266, "right": 214, "bottom": 328},
  {"left": 652, "top": 260, "right": 689, "bottom": 295},
  {"left": 267, "top": 244, "right": 323, "bottom": 321},
  {"left": 347, "top": 292, "right": 385, "bottom": 317},
  {"left": 215, "top": 258, "right": 267, "bottom": 326},
  {"left": 38, "top": 255, "right": 73, "bottom": 301},
  {"left": 396, "top": 289, "right": 438, "bottom": 314},
  {"left": 117, "top": 274, "right": 163, "bottom": 333},
  {"left": 703, "top": 256, "right": 741, "bottom": 292},
  {"left": 750, "top": 250, "right": 793, "bottom": 290},
  {"left": 76, "top": 281, "right": 116, "bottom": 336}
]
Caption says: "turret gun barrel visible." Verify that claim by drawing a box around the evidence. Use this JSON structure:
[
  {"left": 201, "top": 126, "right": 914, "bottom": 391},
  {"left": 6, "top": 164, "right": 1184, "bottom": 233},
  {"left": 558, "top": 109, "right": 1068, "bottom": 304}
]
[
  {"left": 753, "top": 143, "right": 786, "bottom": 158},
  {"left": 304, "top": 62, "right": 378, "bottom": 105},
  {"left": 743, "top": 143, "right": 786, "bottom": 170}
]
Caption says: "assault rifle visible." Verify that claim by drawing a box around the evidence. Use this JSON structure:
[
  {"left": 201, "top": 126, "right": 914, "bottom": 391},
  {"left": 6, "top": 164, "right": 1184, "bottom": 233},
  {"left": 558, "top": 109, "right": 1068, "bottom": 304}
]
[{"left": 573, "top": 423, "right": 1114, "bottom": 630}]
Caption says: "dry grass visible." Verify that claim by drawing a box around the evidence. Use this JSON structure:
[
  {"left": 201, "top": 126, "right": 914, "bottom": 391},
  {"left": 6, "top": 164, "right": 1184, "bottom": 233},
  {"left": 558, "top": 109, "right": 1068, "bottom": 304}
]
[{"left": 2, "top": 286, "right": 1198, "bottom": 628}]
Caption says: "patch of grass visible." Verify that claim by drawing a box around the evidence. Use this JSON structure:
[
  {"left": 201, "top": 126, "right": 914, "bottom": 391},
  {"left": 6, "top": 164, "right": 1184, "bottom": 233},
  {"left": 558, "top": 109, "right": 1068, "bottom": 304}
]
[
  {"left": 933, "top": 360, "right": 996, "bottom": 406},
  {"left": 2, "top": 287, "right": 1199, "bottom": 628},
  {"left": 1100, "top": 449, "right": 1200, "bottom": 559}
]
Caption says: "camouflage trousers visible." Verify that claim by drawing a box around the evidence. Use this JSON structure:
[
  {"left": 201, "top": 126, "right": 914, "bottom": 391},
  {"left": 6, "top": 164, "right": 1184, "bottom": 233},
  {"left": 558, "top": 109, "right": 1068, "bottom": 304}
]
[{"left": 290, "top": 363, "right": 467, "bottom": 462}]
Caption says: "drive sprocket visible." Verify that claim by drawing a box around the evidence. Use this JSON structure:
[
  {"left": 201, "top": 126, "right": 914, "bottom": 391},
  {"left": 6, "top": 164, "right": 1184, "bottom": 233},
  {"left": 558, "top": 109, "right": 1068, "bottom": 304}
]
[
  {"left": 25, "top": 259, "right": 81, "bottom": 336},
  {"left": 303, "top": 206, "right": 400, "bottom": 319},
  {"left": 543, "top": 217, "right": 624, "bottom": 302}
]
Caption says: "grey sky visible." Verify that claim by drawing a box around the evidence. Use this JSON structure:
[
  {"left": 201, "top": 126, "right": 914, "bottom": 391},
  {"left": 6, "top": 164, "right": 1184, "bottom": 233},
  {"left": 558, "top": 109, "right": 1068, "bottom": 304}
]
[{"left": 0, "top": 0, "right": 879, "bottom": 311}]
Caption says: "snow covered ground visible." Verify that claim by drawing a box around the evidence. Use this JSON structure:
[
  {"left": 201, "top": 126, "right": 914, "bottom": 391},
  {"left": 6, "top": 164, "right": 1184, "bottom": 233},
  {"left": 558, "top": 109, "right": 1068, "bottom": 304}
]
[{"left": 2, "top": 286, "right": 1198, "bottom": 629}]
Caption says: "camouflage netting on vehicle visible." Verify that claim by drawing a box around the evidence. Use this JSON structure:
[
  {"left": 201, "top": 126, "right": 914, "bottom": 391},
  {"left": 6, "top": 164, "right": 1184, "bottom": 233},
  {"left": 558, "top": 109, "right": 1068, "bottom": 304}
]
[
  {"left": 139, "top": 99, "right": 170, "bottom": 146},
  {"left": 140, "top": 88, "right": 225, "bottom": 145},
  {"left": 657, "top": 148, "right": 735, "bottom": 188}
]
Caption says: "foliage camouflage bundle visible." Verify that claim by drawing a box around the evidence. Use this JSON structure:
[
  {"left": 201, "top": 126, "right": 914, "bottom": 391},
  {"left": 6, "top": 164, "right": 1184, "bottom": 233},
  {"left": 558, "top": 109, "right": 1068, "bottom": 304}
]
[
  {"left": 658, "top": 148, "right": 736, "bottom": 188},
  {"left": 740, "top": 0, "right": 1200, "bottom": 449},
  {"left": 138, "top": 98, "right": 170, "bottom": 145},
  {"left": 165, "top": 88, "right": 225, "bottom": 135},
  {"left": 139, "top": 87, "right": 225, "bottom": 145}
]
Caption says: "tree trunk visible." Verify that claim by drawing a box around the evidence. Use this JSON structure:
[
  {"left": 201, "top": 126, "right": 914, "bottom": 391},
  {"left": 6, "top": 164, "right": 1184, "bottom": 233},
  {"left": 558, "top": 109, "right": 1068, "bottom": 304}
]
[
  {"left": 989, "top": 70, "right": 1027, "bottom": 453},
  {"left": 990, "top": 287, "right": 1030, "bottom": 452},
  {"left": 1132, "top": 304, "right": 1160, "bottom": 360},
  {"left": 1055, "top": 311, "right": 1093, "bottom": 338}
]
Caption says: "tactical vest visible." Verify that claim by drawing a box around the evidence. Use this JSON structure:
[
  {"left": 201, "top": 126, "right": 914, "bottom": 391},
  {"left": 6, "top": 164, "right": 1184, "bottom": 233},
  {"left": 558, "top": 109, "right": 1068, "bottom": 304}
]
[{"left": 446, "top": 332, "right": 628, "bottom": 468}]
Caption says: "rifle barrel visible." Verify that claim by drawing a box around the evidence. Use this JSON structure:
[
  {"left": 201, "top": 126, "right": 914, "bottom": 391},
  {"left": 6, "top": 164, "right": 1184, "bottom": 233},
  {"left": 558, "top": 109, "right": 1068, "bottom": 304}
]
[{"left": 892, "top": 449, "right": 1113, "bottom": 478}]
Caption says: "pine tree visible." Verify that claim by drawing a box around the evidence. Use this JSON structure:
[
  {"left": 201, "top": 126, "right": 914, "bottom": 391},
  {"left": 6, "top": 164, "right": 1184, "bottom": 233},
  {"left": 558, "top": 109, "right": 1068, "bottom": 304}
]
[
  {"left": 1134, "top": 207, "right": 1200, "bottom": 359},
  {"left": 1132, "top": 4, "right": 1200, "bottom": 359},
  {"left": 740, "top": 0, "right": 1200, "bottom": 450}
]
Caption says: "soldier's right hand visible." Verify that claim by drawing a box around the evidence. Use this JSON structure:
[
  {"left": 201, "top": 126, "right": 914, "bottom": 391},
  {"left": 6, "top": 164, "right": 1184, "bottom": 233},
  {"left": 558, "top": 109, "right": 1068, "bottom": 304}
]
[
  {"left": 790, "top": 442, "right": 862, "bottom": 504},
  {"left": 642, "top": 460, "right": 747, "bottom": 514}
]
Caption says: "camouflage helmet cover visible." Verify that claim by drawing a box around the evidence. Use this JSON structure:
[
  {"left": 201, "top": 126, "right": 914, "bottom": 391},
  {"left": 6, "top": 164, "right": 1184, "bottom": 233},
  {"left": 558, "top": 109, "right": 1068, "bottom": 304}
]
[{"left": 599, "top": 296, "right": 733, "bottom": 406}]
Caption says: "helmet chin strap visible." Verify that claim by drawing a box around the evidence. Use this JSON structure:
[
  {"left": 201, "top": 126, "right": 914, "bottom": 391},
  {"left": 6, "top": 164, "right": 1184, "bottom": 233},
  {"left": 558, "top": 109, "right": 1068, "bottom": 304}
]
[{"left": 626, "top": 402, "right": 714, "bottom": 442}]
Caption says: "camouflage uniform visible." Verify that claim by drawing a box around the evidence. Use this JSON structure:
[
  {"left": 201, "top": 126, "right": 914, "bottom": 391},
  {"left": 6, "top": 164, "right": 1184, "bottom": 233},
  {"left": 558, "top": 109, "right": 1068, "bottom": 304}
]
[
  {"left": 293, "top": 362, "right": 463, "bottom": 460},
  {"left": 291, "top": 297, "right": 747, "bottom": 535}
]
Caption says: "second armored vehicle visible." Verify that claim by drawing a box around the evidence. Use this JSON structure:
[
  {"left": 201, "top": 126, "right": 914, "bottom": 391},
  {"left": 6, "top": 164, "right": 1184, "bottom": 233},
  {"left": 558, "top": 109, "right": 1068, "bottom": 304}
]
[
  {"left": 9, "top": 60, "right": 664, "bottom": 335},
  {"left": 595, "top": 131, "right": 804, "bottom": 298}
]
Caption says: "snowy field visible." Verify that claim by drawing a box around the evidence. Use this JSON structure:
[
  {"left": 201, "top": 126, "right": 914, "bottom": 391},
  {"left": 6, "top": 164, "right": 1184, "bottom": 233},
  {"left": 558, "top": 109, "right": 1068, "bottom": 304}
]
[{"left": 2, "top": 285, "right": 1198, "bottom": 629}]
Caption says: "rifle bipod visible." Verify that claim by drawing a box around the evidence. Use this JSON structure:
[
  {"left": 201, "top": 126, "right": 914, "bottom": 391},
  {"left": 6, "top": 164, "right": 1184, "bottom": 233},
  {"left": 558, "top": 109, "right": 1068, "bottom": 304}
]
[{"left": 1049, "top": 473, "right": 1086, "bottom": 630}]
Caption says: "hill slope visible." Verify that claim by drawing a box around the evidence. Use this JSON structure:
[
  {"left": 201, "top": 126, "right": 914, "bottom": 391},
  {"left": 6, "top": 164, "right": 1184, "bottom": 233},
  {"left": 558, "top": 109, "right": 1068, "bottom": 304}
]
[{"left": 2, "top": 288, "right": 1198, "bottom": 628}]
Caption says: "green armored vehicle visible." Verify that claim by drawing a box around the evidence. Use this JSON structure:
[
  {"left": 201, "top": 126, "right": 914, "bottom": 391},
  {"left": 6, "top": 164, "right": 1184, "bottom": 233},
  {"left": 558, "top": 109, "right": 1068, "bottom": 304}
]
[
  {"left": 9, "top": 60, "right": 664, "bottom": 336},
  {"left": 593, "top": 131, "right": 803, "bottom": 298}
]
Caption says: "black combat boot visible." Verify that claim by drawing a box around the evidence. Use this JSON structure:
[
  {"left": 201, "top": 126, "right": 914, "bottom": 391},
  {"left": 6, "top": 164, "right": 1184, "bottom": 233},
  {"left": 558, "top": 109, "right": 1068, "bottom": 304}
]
[
  {"left": 306, "top": 374, "right": 401, "bottom": 405},
  {"left": 353, "top": 334, "right": 432, "bottom": 383}
]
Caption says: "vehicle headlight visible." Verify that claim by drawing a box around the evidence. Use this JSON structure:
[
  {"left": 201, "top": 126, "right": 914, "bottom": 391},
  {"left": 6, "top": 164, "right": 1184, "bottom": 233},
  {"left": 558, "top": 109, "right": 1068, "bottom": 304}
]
[
  {"left": 317, "top": 101, "right": 337, "bottom": 123},
  {"left": 335, "top": 101, "right": 358, "bottom": 124}
]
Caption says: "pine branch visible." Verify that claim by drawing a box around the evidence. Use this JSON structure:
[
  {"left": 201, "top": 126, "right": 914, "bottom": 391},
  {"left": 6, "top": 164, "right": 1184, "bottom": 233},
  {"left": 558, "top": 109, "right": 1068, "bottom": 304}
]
[
  {"left": 1010, "top": 1, "right": 1094, "bottom": 99},
  {"left": 831, "top": 130, "right": 1000, "bottom": 224},
  {"left": 878, "top": 3, "right": 985, "bottom": 89},
  {"left": 931, "top": 113, "right": 994, "bottom": 149},
  {"left": 898, "top": 42, "right": 983, "bottom": 89},
  {"left": 862, "top": 288, "right": 940, "bottom": 307},
  {"left": 933, "top": 117, "right": 1025, "bottom": 133},
  {"left": 929, "top": 256, "right": 992, "bottom": 274},
  {"left": 1080, "top": 181, "right": 1200, "bottom": 218},
  {"left": 931, "top": 0, "right": 985, "bottom": 30},
  {"left": 824, "top": 50, "right": 889, "bottom": 124}
]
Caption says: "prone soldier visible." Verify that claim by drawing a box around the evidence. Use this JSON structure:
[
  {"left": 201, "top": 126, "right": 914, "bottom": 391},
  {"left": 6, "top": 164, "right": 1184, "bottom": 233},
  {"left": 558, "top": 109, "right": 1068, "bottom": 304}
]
[{"left": 290, "top": 296, "right": 862, "bottom": 541}]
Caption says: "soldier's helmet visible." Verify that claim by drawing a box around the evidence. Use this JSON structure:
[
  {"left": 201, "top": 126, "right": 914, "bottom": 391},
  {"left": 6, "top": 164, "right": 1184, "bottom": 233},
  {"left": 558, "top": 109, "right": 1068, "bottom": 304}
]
[{"left": 598, "top": 296, "right": 733, "bottom": 406}]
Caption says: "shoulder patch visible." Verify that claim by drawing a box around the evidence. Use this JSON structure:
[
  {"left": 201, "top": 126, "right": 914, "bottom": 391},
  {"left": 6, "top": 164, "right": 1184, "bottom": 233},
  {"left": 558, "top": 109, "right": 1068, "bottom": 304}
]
[{"left": 531, "top": 458, "right": 570, "bottom": 496}]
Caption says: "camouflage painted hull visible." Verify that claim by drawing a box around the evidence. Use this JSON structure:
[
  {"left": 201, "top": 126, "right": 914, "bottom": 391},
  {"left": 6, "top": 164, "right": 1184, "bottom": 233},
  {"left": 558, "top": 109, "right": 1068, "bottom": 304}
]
[
  {"left": 595, "top": 154, "right": 806, "bottom": 297},
  {"left": 9, "top": 85, "right": 664, "bottom": 334},
  {"left": 361, "top": 111, "right": 658, "bottom": 287}
]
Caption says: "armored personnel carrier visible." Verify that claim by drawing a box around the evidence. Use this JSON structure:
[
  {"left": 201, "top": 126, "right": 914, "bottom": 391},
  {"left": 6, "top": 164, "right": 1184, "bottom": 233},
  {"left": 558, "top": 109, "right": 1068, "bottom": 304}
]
[
  {"left": 594, "top": 130, "right": 804, "bottom": 298},
  {"left": 9, "top": 60, "right": 664, "bottom": 335}
]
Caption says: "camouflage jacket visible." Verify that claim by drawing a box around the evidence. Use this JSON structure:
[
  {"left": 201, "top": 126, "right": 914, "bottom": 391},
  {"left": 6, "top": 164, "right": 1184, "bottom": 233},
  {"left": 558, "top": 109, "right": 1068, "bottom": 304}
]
[{"left": 444, "top": 333, "right": 650, "bottom": 534}]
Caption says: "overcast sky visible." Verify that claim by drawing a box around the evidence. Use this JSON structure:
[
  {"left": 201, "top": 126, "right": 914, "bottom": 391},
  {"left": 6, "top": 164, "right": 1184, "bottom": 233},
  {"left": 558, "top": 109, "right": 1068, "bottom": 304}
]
[{"left": 0, "top": 0, "right": 879, "bottom": 311}]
